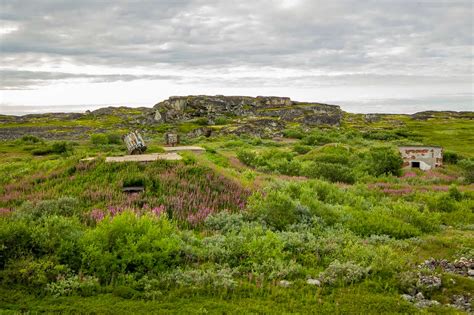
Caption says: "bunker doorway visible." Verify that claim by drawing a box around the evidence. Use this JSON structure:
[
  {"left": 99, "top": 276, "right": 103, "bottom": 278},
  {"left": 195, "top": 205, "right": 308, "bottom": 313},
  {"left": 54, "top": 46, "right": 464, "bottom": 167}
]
[{"left": 411, "top": 161, "right": 420, "bottom": 168}]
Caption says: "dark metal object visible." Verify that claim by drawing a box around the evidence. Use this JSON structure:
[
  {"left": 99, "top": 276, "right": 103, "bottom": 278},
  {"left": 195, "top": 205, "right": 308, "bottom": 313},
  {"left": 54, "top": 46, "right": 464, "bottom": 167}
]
[
  {"left": 164, "top": 132, "right": 179, "bottom": 146},
  {"left": 122, "top": 186, "right": 144, "bottom": 193}
]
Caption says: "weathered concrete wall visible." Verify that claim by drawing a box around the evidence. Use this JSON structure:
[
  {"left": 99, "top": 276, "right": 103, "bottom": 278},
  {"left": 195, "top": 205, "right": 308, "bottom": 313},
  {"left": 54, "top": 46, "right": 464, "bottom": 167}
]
[{"left": 399, "top": 146, "right": 443, "bottom": 170}]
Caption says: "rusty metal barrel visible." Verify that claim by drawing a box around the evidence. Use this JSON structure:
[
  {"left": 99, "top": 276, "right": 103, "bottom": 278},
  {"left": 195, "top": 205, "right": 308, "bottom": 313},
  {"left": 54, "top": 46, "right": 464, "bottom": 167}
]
[{"left": 123, "top": 131, "right": 147, "bottom": 155}]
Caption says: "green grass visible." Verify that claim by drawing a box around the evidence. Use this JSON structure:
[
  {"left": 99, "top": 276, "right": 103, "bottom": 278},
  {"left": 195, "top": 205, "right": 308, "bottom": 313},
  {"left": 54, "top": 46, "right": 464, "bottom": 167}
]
[{"left": 0, "top": 285, "right": 422, "bottom": 314}]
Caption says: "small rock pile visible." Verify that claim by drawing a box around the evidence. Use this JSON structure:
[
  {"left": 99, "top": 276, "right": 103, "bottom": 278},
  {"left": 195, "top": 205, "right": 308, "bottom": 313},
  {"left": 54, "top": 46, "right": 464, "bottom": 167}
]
[
  {"left": 449, "top": 294, "right": 472, "bottom": 313},
  {"left": 401, "top": 292, "right": 440, "bottom": 308},
  {"left": 417, "top": 274, "right": 442, "bottom": 290},
  {"left": 418, "top": 257, "right": 474, "bottom": 278}
]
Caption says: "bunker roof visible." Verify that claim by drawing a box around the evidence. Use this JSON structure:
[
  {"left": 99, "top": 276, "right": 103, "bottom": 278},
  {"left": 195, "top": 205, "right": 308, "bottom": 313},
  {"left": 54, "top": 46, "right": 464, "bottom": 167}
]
[{"left": 398, "top": 145, "right": 442, "bottom": 148}]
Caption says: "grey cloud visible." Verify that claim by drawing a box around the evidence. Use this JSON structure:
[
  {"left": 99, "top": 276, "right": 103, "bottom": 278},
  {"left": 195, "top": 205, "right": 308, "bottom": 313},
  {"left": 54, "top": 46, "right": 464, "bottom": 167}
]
[
  {"left": 1, "top": 0, "right": 471, "bottom": 71},
  {"left": 0, "top": 70, "right": 181, "bottom": 89}
]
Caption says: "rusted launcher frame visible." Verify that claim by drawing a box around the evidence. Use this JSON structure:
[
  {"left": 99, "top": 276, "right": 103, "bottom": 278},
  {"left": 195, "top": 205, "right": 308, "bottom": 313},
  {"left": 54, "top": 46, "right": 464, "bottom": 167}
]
[
  {"left": 164, "top": 132, "right": 179, "bottom": 147},
  {"left": 123, "top": 131, "right": 147, "bottom": 155}
]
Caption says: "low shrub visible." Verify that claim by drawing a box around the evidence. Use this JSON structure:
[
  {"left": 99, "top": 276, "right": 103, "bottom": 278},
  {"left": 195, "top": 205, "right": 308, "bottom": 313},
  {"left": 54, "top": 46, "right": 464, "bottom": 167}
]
[
  {"left": 162, "top": 267, "right": 237, "bottom": 290},
  {"left": 204, "top": 212, "right": 245, "bottom": 233},
  {"left": 458, "top": 158, "right": 474, "bottom": 183},
  {"left": 318, "top": 260, "right": 369, "bottom": 286},
  {"left": 80, "top": 212, "right": 183, "bottom": 283},
  {"left": 443, "top": 151, "right": 461, "bottom": 164},
  {"left": 194, "top": 117, "right": 209, "bottom": 126},
  {"left": 247, "top": 190, "right": 299, "bottom": 230},
  {"left": 237, "top": 149, "right": 258, "bottom": 166},
  {"left": 31, "top": 141, "right": 74, "bottom": 155},
  {"left": 362, "top": 130, "right": 400, "bottom": 141},
  {"left": 283, "top": 128, "right": 305, "bottom": 139},
  {"left": 17, "top": 197, "right": 81, "bottom": 219},
  {"left": 250, "top": 258, "right": 303, "bottom": 280},
  {"left": 1, "top": 256, "right": 67, "bottom": 289},
  {"left": 90, "top": 134, "right": 108, "bottom": 145},
  {"left": 46, "top": 274, "right": 100, "bottom": 297},
  {"left": 214, "top": 117, "right": 230, "bottom": 125},
  {"left": 112, "top": 285, "right": 138, "bottom": 299},
  {"left": 19, "top": 135, "right": 41, "bottom": 144},
  {"left": 90, "top": 133, "right": 122, "bottom": 145},
  {"left": 301, "top": 161, "right": 356, "bottom": 184},
  {"left": 346, "top": 208, "right": 421, "bottom": 239},
  {"left": 293, "top": 144, "right": 311, "bottom": 155}
]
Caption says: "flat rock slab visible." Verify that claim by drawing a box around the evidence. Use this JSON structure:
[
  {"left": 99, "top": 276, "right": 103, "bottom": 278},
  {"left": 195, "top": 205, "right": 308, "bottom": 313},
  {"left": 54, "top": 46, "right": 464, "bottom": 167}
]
[
  {"left": 80, "top": 157, "right": 96, "bottom": 162},
  {"left": 163, "top": 146, "right": 205, "bottom": 152},
  {"left": 105, "top": 153, "right": 182, "bottom": 163}
]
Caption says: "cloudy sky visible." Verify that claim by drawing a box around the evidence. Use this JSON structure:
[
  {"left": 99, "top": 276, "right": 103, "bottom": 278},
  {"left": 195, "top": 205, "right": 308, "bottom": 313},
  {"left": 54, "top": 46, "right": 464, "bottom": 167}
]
[{"left": 0, "top": 0, "right": 472, "bottom": 115}]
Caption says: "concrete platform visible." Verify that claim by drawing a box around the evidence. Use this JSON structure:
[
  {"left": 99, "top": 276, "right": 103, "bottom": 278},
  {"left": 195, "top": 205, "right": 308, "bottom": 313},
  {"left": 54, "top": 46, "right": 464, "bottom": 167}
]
[
  {"left": 163, "top": 146, "right": 205, "bottom": 152},
  {"left": 105, "top": 153, "right": 182, "bottom": 163}
]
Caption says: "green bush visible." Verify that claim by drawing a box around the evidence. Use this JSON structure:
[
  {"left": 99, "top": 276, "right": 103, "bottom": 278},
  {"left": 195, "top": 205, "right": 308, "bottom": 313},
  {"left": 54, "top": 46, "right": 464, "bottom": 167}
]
[
  {"left": 91, "top": 133, "right": 122, "bottom": 145},
  {"left": 19, "top": 135, "right": 41, "bottom": 144},
  {"left": 1, "top": 256, "right": 67, "bottom": 289},
  {"left": 90, "top": 134, "right": 108, "bottom": 145},
  {"left": 32, "top": 141, "right": 73, "bottom": 155},
  {"left": 46, "top": 274, "right": 100, "bottom": 297},
  {"left": 80, "top": 212, "right": 183, "bottom": 283},
  {"left": 458, "top": 158, "right": 474, "bottom": 183},
  {"left": 318, "top": 260, "right": 369, "bottom": 286},
  {"left": 107, "top": 133, "right": 122, "bottom": 145},
  {"left": 283, "top": 128, "right": 305, "bottom": 139},
  {"left": 365, "top": 146, "right": 403, "bottom": 177},
  {"left": 362, "top": 131, "right": 399, "bottom": 141},
  {"left": 161, "top": 267, "right": 237, "bottom": 289},
  {"left": 0, "top": 215, "right": 84, "bottom": 270},
  {"left": 204, "top": 212, "right": 245, "bottom": 233},
  {"left": 346, "top": 209, "right": 421, "bottom": 239},
  {"left": 0, "top": 218, "right": 34, "bottom": 268},
  {"left": 443, "top": 151, "right": 461, "bottom": 164},
  {"left": 301, "top": 161, "right": 356, "bottom": 184},
  {"left": 194, "top": 117, "right": 209, "bottom": 126},
  {"left": 17, "top": 197, "right": 80, "bottom": 219},
  {"left": 214, "top": 117, "right": 230, "bottom": 125},
  {"left": 247, "top": 190, "right": 299, "bottom": 230},
  {"left": 293, "top": 144, "right": 311, "bottom": 155},
  {"left": 237, "top": 149, "right": 258, "bottom": 166}
]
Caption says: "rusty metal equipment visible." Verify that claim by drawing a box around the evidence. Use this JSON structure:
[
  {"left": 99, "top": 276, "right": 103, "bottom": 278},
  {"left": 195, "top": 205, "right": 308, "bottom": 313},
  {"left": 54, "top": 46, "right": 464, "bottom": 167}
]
[
  {"left": 164, "top": 132, "right": 179, "bottom": 147},
  {"left": 123, "top": 130, "right": 147, "bottom": 155}
]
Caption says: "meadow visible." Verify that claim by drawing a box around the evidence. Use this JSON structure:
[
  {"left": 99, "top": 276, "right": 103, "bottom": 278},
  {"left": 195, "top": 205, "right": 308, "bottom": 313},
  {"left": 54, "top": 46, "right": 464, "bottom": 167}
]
[{"left": 0, "top": 112, "right": 473, "bottom": 314}]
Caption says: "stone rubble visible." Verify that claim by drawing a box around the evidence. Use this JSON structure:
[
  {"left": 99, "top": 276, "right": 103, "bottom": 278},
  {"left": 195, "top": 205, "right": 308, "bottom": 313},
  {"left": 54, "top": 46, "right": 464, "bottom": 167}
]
[
  {"left": 418, "top": 257, "right": 474, "bottom": 278},
  {"left": 306, "top": 279, "right": 321, "bottom": 286},
  {"left": 401, "top": 292, "right": 440, "bottom": 309},
  {"left": 278, "top": 280, "right": 291, "bottom": 288},
  {"left": 449, "top": 294, "right": 472, "bottom": 313}
]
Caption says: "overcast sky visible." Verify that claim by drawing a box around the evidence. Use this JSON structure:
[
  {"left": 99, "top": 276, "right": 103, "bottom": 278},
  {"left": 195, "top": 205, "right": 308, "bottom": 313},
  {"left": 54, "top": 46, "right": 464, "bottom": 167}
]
[{"left": 0, "top": 0, "right": 472, "bottom": 115}]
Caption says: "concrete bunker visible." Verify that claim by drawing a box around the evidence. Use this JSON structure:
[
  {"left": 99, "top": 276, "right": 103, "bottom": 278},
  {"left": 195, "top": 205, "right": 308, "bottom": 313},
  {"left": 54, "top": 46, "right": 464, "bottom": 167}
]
[{"left": 399, "top": 146, "right": 443, "bottom": 171}]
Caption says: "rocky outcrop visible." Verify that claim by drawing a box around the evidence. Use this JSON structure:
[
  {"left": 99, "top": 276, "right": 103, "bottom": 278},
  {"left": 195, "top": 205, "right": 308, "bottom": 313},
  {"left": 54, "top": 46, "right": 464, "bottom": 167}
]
[
  {"left": 411, "top": 111, "right": 474, "bottom": 121},
  {"left": 224, "top": 118, "right": 287, "bottom": 138},
  {"left": 153, "top": 95, "right": 343, "bottom": 127}
]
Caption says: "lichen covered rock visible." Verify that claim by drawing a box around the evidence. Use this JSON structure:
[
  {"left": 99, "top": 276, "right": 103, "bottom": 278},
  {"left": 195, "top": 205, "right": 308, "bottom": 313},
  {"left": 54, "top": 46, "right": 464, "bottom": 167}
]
[{"left": 153, "top": 95, "right": 343, "bottom": 128}]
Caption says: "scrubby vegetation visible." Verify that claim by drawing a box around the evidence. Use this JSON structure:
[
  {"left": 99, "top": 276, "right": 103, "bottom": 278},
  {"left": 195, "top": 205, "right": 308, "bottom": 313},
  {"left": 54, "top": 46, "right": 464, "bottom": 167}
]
[{"left": 0, "top": 113, "right": 473, "bottom": 314}]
